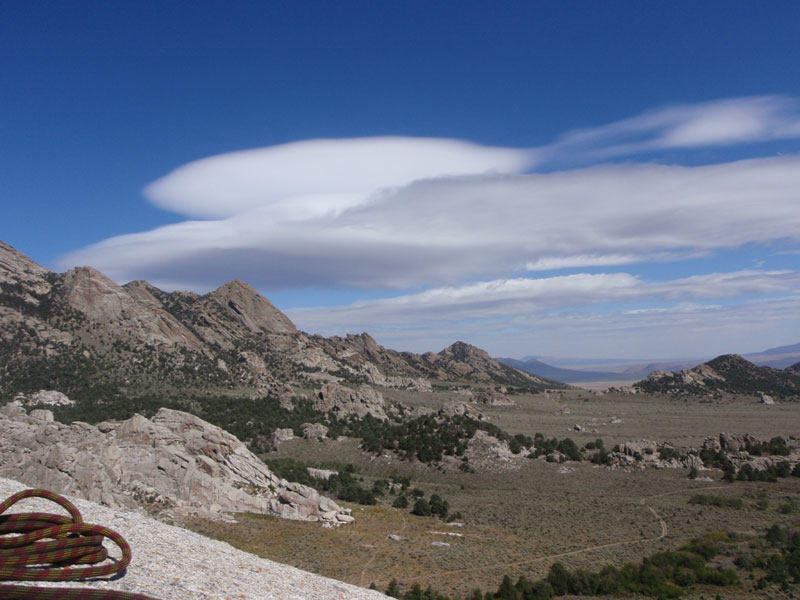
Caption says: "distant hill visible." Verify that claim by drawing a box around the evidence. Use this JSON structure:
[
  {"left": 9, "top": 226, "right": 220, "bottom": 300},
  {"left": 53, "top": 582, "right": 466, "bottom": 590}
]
[
  {"left": 743, "top": 341, "right": 800, "bottom": 369},
  {"left": 634, "top": 354, "right": 800, "bottom": 398},
  {"left": 497, "top": 357, "right": 622, "bottom": 383},
  {"left": 753, "top": 341, "right": 800, "bottom": 355},
  {"left": 509, "top": 339, "right": 800, "bottom": 381}
]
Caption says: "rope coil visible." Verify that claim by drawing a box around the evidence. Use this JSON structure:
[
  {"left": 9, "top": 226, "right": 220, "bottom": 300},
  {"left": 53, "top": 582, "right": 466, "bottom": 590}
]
[{"left": 0, "top": 489, "right": 158, "bottom": 599}]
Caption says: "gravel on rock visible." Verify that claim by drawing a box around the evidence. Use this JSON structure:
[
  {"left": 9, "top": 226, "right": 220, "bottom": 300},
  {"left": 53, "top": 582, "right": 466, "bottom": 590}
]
[{"left": 0, "top": 477, "right": 387, "bottom": 600}]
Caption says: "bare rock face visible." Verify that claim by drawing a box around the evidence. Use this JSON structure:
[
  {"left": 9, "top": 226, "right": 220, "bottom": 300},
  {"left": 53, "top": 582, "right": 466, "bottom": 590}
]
[
  {"left": 209, "top": 280, "right": 298, "bottom": 335},
  {"left": 313, "top": 383, "right": 388, "bottom": 420},
  {"left": 0, "top": 405, "right": 352, "bottom": 524},
  {"left": 63, "top": 268, "right": 205, "bottom": 351},
  {"left": 0, "top": 240, "right": 52, "bottom": 296}
]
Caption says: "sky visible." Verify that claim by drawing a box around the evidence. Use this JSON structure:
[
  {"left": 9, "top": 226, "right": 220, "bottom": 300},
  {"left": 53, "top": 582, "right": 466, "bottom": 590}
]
[{"left": 2, "top": 1, "right": 800, "bottom": 360}]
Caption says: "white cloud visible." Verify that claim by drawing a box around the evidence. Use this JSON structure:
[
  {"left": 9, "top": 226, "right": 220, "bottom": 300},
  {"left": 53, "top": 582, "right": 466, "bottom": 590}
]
[
  {"left": 524, "top": 252, "right": 704, "bottom": 271},
  {"left": 286, "top": 269, "right": 800, "bottom": 331},
  {"left": 288, "top": 284, "right": 800, "bottom": 358},
  {"left": 547, "top": 95, "right": 800, "bottom": 162},
  {"left": 60, "top": 152, "right": 800, "bottom": 291},
  {"left": 144, "top": 137, "right": 533, "bottom": 220},
  {"left": 55, "top": 97, "right": 800, "bottom": 357}
]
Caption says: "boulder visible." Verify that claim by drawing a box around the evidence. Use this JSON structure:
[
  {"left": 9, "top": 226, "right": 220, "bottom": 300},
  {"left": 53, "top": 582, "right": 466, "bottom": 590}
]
[
  {"left": 301, "top": 422, "right": 329, "bottom": 440},
  {"left": 0, "top": 405, "right": 352, "bottom": 525},
  {"left": 271, "top": 428, "right": 295, "bottom": 444},
  {"left": 307, "top": 468, "right": 338, "bottom": 481}
]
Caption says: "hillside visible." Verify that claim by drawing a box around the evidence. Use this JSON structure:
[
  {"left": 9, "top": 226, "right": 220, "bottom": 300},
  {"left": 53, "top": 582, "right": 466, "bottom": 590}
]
[
  {"left": 0, "top": 240, "right": 564, "bottom": 405},
  {"left": 634, "top": 354, "right": 800, "bottom": 398}
]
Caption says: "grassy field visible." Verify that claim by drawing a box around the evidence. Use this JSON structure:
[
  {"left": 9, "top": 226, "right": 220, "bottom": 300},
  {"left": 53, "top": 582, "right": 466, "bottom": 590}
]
[{"left": 186, "top": 390, "right": 800, "bottom": 598}]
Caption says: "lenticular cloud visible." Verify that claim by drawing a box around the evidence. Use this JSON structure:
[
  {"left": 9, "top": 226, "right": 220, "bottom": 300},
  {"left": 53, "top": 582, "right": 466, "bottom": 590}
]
[
  {"left": 58, "top": 98, "right": 800, "bottom": 295},
  {"left": 143, "top": 137, "right": 534, "bottom": 220}
]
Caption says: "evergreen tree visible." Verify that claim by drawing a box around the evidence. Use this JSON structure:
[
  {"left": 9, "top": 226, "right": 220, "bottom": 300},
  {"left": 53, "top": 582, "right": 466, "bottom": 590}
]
[
  {"left": 393, "top": 494, "right": 409, "bottom": 509},
  {"left": 386, "top": 579, "right": 402, "bottom": 598},
  {"left": 495, "top": 574, "right": 519, "bottom": 599},
  {"left": 546, "top": 563, "right": 570, "bottom": 595},
  {"left": 412, "top": 498, "right": 432, "bottom": 517}
]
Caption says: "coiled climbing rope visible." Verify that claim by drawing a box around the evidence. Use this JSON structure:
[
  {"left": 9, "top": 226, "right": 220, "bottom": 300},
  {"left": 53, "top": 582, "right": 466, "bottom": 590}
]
[{"left": 0, "top": 488, "right": 158, "bottom": 599}]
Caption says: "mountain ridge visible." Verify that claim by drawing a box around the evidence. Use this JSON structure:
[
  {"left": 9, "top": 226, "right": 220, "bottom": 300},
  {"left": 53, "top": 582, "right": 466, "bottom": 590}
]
[{"left": 0, "top": 239, "right": 566, "bottom": 403}]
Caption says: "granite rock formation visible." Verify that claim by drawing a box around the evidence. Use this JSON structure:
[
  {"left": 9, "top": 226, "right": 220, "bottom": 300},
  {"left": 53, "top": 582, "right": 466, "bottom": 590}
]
[
  {"left": 0, "top": 403, "right": 353, "bottom": 524},
  {"left": 635, "top": 354, "right": 800, "bottom": 398}
]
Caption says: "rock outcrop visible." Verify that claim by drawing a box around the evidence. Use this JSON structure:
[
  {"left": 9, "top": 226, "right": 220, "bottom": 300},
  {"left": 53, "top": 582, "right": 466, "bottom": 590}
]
[
  {"left": 701, "top": 433, "right": 800, "bottom": 474},
  {"left": 0, "top": 404, "right": 352, "bottom": 524},
  {"left": 301, "top": 422, "right": 329, "bottom": 439},
  {"left": 16, "top": 389, "right": 75, "bottom": 406},
  {"left": 209, "top": 280, "right": 298, "bottom": 335},
  {"left": 635, "top": 354, "right": 800, "bottom": 398},
  {"left": 439, "top": 400, "right": 483, "bottom": 419},
  {"left": 471, "top": 390, "right": 515, "bottom": 406},
  {"left": 465, "top": 430, "right": 528, "bottom": 471},
  {"left": 313, "top": 382, "right": 388, "bottom": 420},
  {"left": 63, "top": 267, "right": 206, "bottom": 352},
  {"left": 718, "top": 432, "right": 760, "bottom": 452}
]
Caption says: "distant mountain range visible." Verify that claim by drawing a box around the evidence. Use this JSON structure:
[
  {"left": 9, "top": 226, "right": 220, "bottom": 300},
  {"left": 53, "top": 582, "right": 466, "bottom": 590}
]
[
  {"left": 497, "top": 358, "right": 626, "bottom": 383},
  {"left": 501, "top": 341, "right": 800, "bottom": 384}
]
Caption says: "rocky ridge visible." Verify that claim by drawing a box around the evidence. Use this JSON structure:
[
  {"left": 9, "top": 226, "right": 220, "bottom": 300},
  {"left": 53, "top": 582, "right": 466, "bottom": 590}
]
[
  {"left": 0, "top": 402, "right": 353, "bottom": 525},
  {"left": 0, "top": 239, "right": 564, "bottom": 404},
  {"left": 600, "top": 433, "right": 800, "bottom": 474},
  {"left": 634, "top": 354, "right": 800, "bottom": 398}
]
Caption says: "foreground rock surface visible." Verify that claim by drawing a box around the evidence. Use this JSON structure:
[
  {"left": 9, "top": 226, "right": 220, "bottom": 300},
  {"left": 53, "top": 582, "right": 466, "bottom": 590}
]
[
  {"left": 0, "top": 404, "right": 352, "bottom": 524},
  {"left": 0, "top": 477, "right": 386, "bottom": 600}
]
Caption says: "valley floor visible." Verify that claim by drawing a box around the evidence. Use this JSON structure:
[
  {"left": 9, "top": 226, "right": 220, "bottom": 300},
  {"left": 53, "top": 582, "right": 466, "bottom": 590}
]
[{"left": 186, "top": 390, "right": 800, "bottom": 598}]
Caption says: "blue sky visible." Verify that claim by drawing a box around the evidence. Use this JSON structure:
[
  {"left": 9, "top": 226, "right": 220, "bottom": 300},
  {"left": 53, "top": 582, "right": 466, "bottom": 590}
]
[{"left": 2, "top": 1, "right": 800, "bottom": 359}]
